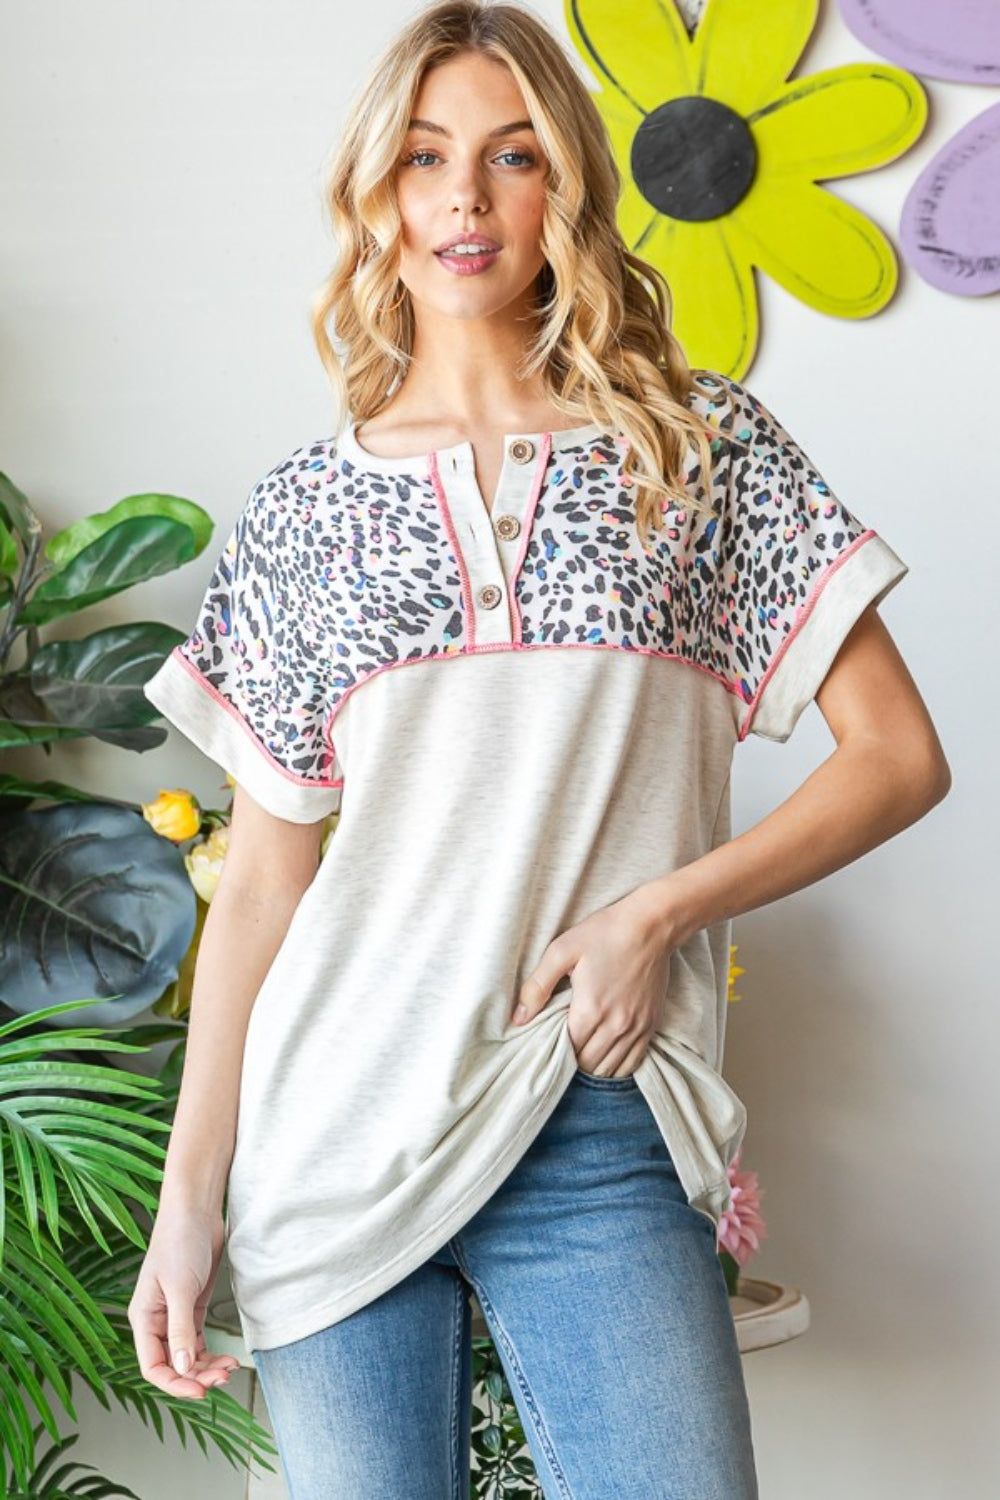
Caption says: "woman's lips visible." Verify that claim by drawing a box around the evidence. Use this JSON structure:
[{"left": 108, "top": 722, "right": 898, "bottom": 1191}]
[{"left": 434, "top": 247, "right": 501, "bottom": 275}]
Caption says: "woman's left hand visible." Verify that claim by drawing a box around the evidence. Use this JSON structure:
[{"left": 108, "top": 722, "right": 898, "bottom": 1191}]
[{"left": 511, "top": 885, "right": 680, "bottom": 1078}]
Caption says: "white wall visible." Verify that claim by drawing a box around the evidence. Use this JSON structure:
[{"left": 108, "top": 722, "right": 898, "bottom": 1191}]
[{"left": 2, "top": 2, "right": 997, "bottom": 1496}]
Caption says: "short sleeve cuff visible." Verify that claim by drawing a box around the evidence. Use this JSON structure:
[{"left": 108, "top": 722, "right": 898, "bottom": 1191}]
[
  {"left": 742, "top": 531, "right": 909, "bottom": 743},
  {"left": 143, "top": 648, "right": 343, "bottom": 824}
]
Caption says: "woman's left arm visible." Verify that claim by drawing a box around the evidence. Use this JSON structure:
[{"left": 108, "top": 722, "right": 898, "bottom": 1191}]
[
  {"left": 638, "top": 600, "right": 952, "bottom": 947},
  {"left": 513, "top": 604, "right": 951, "bottom": 1076}
]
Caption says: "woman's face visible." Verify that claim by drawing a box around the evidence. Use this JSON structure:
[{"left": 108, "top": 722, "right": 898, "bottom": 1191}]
[{"left": 394, "top": 50, "right": 549, "bottom": 328}]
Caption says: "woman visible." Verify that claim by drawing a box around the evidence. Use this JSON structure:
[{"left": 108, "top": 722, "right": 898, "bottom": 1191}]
[{"left": 130, "top": 2, "right": 951, "bottom": 1495}]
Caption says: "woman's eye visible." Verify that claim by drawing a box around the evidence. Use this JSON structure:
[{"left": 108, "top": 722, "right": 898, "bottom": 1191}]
[{"left": 400, "top": 148, "right": 535, "bottom": 169}]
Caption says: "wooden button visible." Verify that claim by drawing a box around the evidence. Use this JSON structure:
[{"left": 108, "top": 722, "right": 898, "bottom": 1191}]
[
  {"left": 508, "top": 438, "right": 535, "bottom": 464},
  {"left": 494, "top": 513, "right": 521, "bottom": 540},
  {"left": 477, "top": 584, "right": 503, "bottom": 609}
]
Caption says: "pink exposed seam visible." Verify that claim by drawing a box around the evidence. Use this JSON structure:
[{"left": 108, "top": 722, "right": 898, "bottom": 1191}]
[
  {"left": 427, "top": 451, "right": 476, "bottom": 648},
  {"left": 510, "top": 433, "right": 553, "bottom": 641},
  {"left": 169, "top": 647, "right": 344, "bottom": 788},
  {"left": 738, "top": 529, "right": 877, "bottom": 741},
  {"left": 325, "top": 638, "right": 747, "bottom": 746}
]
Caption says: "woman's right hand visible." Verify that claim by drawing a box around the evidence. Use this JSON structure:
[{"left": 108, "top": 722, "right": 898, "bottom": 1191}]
[{"left": 127, "top": 1205, "right": 242, "bottom": 1399}]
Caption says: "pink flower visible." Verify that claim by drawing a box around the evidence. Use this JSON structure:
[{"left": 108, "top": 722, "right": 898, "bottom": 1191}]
[{"left": 718, "top": 1148, "right": 768, "bottom": 1268}]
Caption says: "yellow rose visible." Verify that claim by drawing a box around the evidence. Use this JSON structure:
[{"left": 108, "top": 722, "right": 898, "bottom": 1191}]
[
  {"left": 728, "top": 944, "right": 746, "bottom": 1004},
  {"left": 142, "top": 788, "right": 201, "bottom": 842},
  {"left": 184, "top": 823, "right": 231, "bottom": 903},
  {"left": 320, "top": 810, "right": 340, "bottom": 859}
]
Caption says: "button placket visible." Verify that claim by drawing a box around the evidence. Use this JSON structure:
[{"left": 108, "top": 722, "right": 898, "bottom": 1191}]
[
  {"left": 433, "top": 436, "right": 543, "bottom": 645},
  {"left": 490, "top": 435, "right": 536, "bottom": 557}
]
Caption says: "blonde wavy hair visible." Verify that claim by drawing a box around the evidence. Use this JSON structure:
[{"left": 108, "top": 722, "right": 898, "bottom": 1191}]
[{"left": 311, "top": 0, "right": 742, "bottom": 546}]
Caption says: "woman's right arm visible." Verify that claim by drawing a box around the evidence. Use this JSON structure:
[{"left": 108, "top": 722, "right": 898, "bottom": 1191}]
[{"left": 128, "top": 783, "right": 326, "bottom": 1398}]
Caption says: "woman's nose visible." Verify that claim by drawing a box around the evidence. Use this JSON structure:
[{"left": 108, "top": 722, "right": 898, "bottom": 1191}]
[{"left": 449, "top": 164, "right": 489, "bottom": 214}]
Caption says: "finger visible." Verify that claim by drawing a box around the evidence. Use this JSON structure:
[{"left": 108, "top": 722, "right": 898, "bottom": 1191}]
[
  {"left": 132, "top": 1302, "right": 239, "bottom": 1387},
  {"left": 132, "top": 1324, "right": 212, "bottom": 1398},
  {"left": 576, "top": 1030, "right": 642, "bottom": 1078},
  {"left": 174, "top": 1331, "right": 239, "bottom": 1388},
  {"left": 136, "top": 1340, "right": 236, "bottom": 1397},
  {"left": 514, "top": 945, "right": 574, "bottom": 1024},
  {"left": 569, "top": 1014, "right": 615, "bottom": 1072},
  {"left": 601, "top": 1036, "right": 649, "bottom": 1078},
  {"left": 518, "top": 979, "right": 575, "bottom": 1024},
  {"left": 141, "top": 1356, "right": 216, "bottom": 1399},
  {"left": 512, "top": 973, "right": 548, "bottom": 1024},
  {"left": 614, "top": 1038, "right": 650, "bottom": 1077},
  {"left": 166, "top": 1291, "right": 200, "bottom": 1378},
  {"left": 130, "top": 1298, "right": 176, "bottom": 1381},
  {"left": 185, "top": 1348, "right": 239, "bottom": 1382},
  {"left": 187, "top": 1340, "right": 242, "bottom": 1379}
]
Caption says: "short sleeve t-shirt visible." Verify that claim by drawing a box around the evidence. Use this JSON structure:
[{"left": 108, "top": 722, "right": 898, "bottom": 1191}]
[{"left": 142, "top": 371, "right": 909, "bottom": 1352}]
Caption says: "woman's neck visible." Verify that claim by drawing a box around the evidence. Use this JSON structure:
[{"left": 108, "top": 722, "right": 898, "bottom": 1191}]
[{"left": 386, "top": 299, "right": 555, "bottom": 434}]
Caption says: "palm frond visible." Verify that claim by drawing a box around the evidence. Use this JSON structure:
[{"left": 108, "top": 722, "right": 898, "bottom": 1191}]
[
  {"left": 0, "top": 1005, "right": 170, "bottom": 1263},
  {"left": 0, "top": 1003, "right": 279, "bottom": 1491},
  {"left": 5, "top": 1423, "right": 142, "bottom": 1498}
]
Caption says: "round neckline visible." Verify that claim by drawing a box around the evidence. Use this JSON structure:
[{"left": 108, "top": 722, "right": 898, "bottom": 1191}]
[{"left": 338, "top": 417, "right": 614, "bottom": 472}]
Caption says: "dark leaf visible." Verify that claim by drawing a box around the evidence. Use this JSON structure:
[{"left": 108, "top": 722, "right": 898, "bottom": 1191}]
[
  {"left": 0, "top": 803, "right": 196, "bottom": 1025},
  {"left": 29, "top": 623, "right": 187, "bottom": 733}
]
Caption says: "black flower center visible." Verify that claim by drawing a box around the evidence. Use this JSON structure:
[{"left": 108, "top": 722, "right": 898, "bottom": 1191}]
[{"left": 631, "top": 96, "right": 757, "bottom": 223}]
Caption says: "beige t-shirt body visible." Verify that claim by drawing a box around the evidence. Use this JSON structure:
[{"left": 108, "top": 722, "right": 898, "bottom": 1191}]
[{"left": 142, "top": 372, "right": 909, "bottom": 1352}]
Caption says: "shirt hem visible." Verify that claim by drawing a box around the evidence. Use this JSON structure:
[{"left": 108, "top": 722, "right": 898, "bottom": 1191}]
[
  {"left": 237, "top": 1056, "right": 582, "bottom": 1353},
  {"left": 741, "top": 531, "right": 909, "bottom": 742},
  {"left": 235, "top": 1035, "right": 740, "bottom": 1354}
]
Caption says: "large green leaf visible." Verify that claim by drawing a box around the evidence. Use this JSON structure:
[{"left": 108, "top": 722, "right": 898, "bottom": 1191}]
[
  {"left": 0, "top": 517, "right": 17, "bottom": 583},
  {"left": 0, "top": 676, "right": 93, "bottom": 750},
  {"left": 0, "top": 704, "right": 166, "bottom": 753},
  {"left": 18, "top": 517, "right": 199, "bottom": 626},
  {"left": 0, "top": 803, "right": 197, "bottom": 1026},
  {"left": 0, "top": 622, "right": 183, "bottom": 752},
  {"left": 0, "top": 775, "right": 123, "bottom": 808},
  {"left": 0, "top": 1000, "right": 169, "bottom": 1255},
  {"left": 0, "top": 685, "right": 169, "bottom": 752},
  {"left": 28, "top": 622, "right": 186, "bottom": 737},
  {"left": 0, "top": 474, "right": 42, "bottom": 548},
  {"left": 44, "top": 494, "right": 213, "bottom": 570}
]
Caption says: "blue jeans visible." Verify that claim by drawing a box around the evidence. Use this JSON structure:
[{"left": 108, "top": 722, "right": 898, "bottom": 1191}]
[{"left": 251, "top": 1069, "right": 758, "bottom": 1498}]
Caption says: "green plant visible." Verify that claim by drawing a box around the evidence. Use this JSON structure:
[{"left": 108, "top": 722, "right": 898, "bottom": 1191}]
[
  {"left": 470, "top": 1336, "right": 542, "bottom": 1498},
  {"left": 0, "top": 468, "right": 217, "bottom": 1031},
  {"left": 0, "top": 469, "right": 211, "bottom": 758},
  {"left": 0, "top": 995, "right": 279, "bottom": 1497},
  {"left": 0, "top": 465, "right": 281, "bottom": 1491}
]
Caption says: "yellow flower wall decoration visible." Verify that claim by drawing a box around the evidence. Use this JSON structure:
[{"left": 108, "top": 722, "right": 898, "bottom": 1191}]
[{"left": 565, "top": 0, "right": 927, "bottom": 376}]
